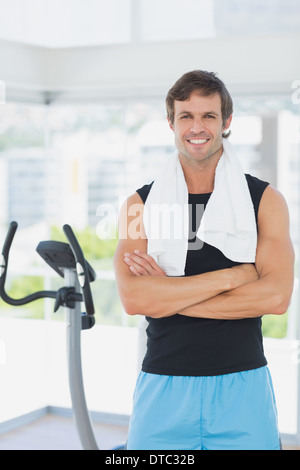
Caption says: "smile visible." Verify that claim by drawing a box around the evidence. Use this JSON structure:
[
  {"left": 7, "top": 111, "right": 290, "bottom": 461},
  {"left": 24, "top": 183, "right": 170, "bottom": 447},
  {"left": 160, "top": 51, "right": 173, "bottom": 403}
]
[{"left": 187, "top": 138, "right": 209, "bottom": 145}]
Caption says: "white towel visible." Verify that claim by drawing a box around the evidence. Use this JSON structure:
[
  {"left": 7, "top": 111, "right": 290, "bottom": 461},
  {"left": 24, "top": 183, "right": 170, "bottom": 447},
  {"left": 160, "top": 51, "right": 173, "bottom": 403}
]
[{"left": 143, "top": 139, "right": 257, "bottom": 276}]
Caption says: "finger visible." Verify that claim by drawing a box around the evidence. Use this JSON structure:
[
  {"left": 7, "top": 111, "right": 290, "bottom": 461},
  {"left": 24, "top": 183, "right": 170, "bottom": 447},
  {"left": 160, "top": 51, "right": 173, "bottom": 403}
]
[
  {"left": 133, "top": 250, "right": 166, "bottom": 275},
  {"left": 123, "top": 251, "right": 167, "bottom": 276},
  {"left": 124, "top": 253, "right": 153, "bottom": 275},
  {"left": 129, "top": 265, "right": 141, "bottom": 276},
  {"left": 124, "top": 256, "right": 150, "bottom": 275}
]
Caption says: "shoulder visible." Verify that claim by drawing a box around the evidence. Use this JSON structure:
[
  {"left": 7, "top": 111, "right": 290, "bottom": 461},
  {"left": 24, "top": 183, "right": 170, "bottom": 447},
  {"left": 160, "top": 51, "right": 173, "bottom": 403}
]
[
  {"left": 117, "top": 181, "right": 154, "bottom": 241},
  {"left": 118, "top": 192, "right": 146, "bottom": 240},
  {"left": 257, "top": 185, "right": 291, "bottom": 236},
  {"left": 119, "top": 191, "right": 145, "bottom": 221},
  {"left": 259, "top": 185, "right": 289, "bottom": 211}
]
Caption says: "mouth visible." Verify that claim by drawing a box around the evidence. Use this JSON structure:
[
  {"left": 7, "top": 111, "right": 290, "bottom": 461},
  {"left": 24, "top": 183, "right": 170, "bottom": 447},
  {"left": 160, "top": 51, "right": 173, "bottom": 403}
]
[{"left": 187, "top": 138, "right": 209, "bottom": 146}]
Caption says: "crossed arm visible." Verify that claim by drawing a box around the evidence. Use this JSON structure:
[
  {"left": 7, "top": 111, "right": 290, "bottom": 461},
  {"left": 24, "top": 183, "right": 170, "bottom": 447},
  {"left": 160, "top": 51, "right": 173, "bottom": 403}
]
[{"left": 113, "top": 186, "right": 294, "bottom": 320}]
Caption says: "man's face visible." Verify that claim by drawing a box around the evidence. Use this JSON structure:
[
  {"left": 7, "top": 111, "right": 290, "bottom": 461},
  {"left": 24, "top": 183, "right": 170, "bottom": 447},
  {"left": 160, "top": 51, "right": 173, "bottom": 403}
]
[{"left": 168, "top": 92, "right": 232, "bottom": 165}]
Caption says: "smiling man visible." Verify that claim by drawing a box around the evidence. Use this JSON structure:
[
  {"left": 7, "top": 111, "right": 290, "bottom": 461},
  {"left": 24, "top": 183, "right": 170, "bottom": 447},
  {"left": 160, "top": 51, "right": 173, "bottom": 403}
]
[
  {"left": 171, "top": 94, "right": 230, "bottom": 158},
  {"left": 114, "top": 70, "right": 294, "bottom": 450},
  {"left": 168, "top": 92, "right": 232, "bottom": 194}
]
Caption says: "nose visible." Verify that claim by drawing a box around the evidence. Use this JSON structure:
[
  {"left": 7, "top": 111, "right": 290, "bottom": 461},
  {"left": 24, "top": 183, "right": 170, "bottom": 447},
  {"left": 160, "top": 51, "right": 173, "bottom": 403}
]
[{"left": 190, "top": 117, "right": 205, "bottom": 134}]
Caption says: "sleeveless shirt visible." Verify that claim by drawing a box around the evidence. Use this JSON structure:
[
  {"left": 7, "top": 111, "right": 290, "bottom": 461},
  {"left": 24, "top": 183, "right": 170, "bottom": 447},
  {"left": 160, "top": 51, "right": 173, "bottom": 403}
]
[{"left": 136, "top": 174, "right": 269, "bottom": 377}]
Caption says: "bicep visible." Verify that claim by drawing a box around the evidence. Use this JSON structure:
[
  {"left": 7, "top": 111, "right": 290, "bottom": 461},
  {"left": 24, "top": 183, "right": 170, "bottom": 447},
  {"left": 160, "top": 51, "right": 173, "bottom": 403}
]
[
  {"left": 255, "top": 186, "right": 294, "bottom": 297},
  {"left": 113, "top": 193, "right": 147, "bottom": 295}
]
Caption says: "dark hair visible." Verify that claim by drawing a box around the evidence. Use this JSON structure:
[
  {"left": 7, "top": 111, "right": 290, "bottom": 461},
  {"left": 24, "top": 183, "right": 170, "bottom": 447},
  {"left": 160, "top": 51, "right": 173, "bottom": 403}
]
[{"left": 166, "top": 70, "right": 233, "bottom": 138}]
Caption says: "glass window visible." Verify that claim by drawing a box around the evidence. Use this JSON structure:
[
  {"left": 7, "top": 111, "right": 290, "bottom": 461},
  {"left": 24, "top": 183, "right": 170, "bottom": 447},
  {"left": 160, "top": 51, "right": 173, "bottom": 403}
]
[
  {"left": 231, "top": 97, "right": 300, "bottom": 437},
  {"left": 214, "top": 0, "right": 300, "bottom": 37},
  {"left": 1, "top": 96, "right": 299, "bottom": 332},
  {"left": 137, "top": 0, "right": 300, "bottom": 42},
  {"left": 1, "top": 92, "right": 299, "bottom": 437}
]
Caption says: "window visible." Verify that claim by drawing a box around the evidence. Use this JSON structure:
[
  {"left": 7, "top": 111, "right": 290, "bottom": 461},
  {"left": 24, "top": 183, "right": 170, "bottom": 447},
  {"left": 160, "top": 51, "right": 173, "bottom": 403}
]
[{"left": 1, "top": 94, "right": 299, "bottom": 436}]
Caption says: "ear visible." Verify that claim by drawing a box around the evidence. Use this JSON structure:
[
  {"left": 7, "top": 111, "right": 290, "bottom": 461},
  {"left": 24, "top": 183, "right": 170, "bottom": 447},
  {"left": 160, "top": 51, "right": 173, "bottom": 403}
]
[
  {"left": 223, "top": 114, "right": 232, "bottom": 133},
  {"left": 167, "top": 116, "right": 174, "bottom": 132}
]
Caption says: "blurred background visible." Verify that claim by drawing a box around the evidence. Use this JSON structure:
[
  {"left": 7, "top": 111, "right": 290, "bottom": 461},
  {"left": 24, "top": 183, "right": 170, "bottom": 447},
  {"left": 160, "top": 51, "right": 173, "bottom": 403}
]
[{"left": 0, "top": 0, "right": 299, "bottom": 449}]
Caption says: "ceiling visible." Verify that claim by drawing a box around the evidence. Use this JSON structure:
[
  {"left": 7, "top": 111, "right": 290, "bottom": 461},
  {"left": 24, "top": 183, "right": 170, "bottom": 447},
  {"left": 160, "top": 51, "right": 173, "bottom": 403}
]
[
  {"left": 0, "top": 0, "right": 299, "bottom": 104},
  {"left": 0, "top": 0, "right": 299, "bottom": 49}
]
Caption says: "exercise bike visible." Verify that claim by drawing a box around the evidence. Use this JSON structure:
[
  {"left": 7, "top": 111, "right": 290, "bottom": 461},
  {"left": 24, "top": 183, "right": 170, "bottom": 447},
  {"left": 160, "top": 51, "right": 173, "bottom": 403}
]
[{"left": 0, "top": 221, "right": 116, "bottom": 450}]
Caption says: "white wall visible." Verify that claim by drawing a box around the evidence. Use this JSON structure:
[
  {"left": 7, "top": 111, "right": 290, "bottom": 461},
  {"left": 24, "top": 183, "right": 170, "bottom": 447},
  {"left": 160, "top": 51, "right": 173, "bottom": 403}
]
[
  {"left": 0, "top": 317, "right": 298, "bottom": 441},
  {"left": 0, "top": 318, "right": 138, "bottom": 423},
  {"left": 0, "top": 41, "right": 45, "bottom": 89}
]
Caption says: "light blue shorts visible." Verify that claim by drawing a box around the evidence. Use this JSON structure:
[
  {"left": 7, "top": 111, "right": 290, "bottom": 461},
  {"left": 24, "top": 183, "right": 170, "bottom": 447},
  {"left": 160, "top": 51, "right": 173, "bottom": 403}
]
[{"left": 126, "top": 367, "right": 280, "bottom": 450}]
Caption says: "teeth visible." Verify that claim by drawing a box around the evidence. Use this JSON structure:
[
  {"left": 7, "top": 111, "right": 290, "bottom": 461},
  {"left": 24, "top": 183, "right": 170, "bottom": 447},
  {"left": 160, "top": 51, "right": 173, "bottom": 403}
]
[{"left": 189, "top": 139, "right": 208, "bottom": 144}]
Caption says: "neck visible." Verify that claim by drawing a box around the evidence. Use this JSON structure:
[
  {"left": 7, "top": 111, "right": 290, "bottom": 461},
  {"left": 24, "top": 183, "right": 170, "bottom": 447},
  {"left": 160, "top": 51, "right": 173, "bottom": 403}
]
[
  {"left": 183, "top": 165, "right": 215, "bottom": 193},
  {"left": 179, "top": 148, "right": 223, "bottom": 194}
]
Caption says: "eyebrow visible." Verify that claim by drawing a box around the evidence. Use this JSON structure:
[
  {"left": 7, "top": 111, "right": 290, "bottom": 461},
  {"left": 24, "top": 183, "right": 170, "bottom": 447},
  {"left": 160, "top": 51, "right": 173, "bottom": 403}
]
[{"left": 176, "top": 110, "right": 220, "bottom": 117}]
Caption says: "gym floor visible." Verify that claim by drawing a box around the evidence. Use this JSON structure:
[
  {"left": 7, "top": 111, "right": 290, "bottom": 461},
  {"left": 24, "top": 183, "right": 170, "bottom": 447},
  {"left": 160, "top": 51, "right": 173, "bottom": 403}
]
[{"left": 0, "top": 414, "right": 128, "bottom": 450}]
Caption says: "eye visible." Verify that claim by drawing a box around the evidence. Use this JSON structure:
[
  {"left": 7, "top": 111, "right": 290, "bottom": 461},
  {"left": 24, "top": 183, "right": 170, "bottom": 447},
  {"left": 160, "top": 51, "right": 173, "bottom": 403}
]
[
  {"left": 180, "top": 114, "right": 190, "bottom": 119},
  {"left": 205, "top": 114, "right": 215, "bottom": 119}
]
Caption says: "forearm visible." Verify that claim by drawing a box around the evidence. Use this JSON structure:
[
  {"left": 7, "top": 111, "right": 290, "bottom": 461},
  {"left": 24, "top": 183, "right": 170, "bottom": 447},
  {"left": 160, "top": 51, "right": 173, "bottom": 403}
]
[
  {"left": 178, "top": 274, "right": 291, "bottom": 320},
  {"left": 118, "top": 268, "right": 236, "bottom": 317},
  {"left": 116, "top": 246, "right": 258, "bottom": 318}
]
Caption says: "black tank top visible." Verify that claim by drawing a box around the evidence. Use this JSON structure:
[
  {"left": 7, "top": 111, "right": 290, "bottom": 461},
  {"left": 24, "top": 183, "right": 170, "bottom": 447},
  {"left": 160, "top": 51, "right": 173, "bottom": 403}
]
[{"left": 137, "top": 174, "right": 269, "bottom": 376}]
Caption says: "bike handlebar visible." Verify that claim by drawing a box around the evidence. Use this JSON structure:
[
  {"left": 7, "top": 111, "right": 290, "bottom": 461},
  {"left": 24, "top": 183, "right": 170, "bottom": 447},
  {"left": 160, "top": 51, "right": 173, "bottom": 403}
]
[
  {"left": 63, "top": 224, "right": 95, "bottom": 316},
  {"left": 0, "top": 221, "right": 57, "bottom": 305},
  {"left": 0, "top": 221, "right": 95, "bottom": 316}
]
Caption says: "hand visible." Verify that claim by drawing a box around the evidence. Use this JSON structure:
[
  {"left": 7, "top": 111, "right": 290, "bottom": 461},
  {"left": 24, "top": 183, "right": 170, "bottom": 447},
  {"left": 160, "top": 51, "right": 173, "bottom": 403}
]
[{"left": 123, "top": 250, "right": 167, "bottom": 276}]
